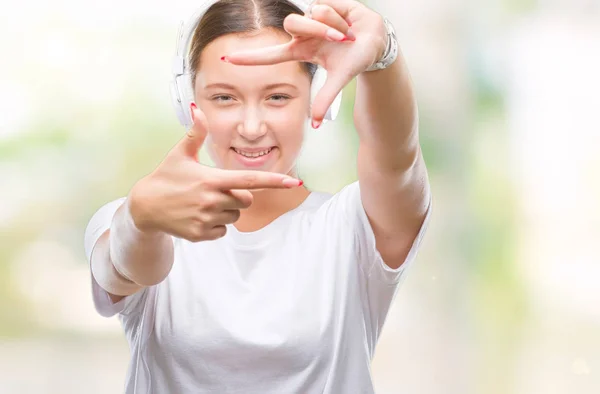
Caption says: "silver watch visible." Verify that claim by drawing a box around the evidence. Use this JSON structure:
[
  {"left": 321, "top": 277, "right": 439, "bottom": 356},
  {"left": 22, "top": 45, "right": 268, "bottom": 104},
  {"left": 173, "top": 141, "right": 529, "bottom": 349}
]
[{"left": 365, "top": 17, "right": 398, "bottom": 72}]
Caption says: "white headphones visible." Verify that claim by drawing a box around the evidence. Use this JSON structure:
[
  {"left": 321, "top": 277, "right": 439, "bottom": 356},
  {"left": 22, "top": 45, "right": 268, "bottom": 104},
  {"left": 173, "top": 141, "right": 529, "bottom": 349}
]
[{"left": 170, "top": 0, "right": 343, "bottom": 130}]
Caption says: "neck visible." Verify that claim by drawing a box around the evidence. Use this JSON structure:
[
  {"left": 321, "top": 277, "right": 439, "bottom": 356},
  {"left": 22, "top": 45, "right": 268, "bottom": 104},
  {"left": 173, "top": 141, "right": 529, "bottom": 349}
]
[{"left": 234, "top": 181, "right": 311, "bottom": 233}]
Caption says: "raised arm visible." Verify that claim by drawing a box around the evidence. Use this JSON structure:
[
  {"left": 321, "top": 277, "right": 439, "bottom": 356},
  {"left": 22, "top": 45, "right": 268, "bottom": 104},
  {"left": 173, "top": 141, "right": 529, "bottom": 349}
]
[
  {"left": 354, "top": 28, "right": 430, "bottom": 270},
  {"left": 188, "top": 1, "right": 432, "bottom": 270}
]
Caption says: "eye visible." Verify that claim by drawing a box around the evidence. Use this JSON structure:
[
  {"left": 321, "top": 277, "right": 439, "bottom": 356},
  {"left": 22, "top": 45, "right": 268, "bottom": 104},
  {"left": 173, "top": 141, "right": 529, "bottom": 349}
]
[
  {"left": 268, "top": 94, "right": 291, "bottom": 102},
  {"left": 212, "top": 95, "right": 234, "bottom": 102}
]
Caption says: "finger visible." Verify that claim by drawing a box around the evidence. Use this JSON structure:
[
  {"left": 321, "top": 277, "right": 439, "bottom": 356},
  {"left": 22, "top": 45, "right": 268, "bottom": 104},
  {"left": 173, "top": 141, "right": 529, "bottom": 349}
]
[
  {"left": 284, "top": 13, "right": 347, "bottom": 42},
  {"left": 312, "top": 0, "right": 356, "bottom": 24},
  {"left": 178, "top": 103, "right": 208, "bottom": 159},
  {"left": 218, "top": 190, "right": 253, "bottom": 210},
  {"left": 208, "top": 169, "right": 303, "bottom": 190},
  {"left": 203, "top": 225, "right": 227, "bottom": 241},
  {"left": 211, "top": 210, "right": 241, "bottom": 226},
  {"left": 312, "top": 70, "right": 352, "bottom": 123},
  {"left": 197, "top": 190, "right": 248, "bottom": 212},
  {"left": 226, "top": 189, "right": 254, "bottom": 209},
  {"left": 224, "top": 42, "right": 295, "bottom": 66},
  {"left": 307, "top": 5, "right": 354, "bottom": 40}
]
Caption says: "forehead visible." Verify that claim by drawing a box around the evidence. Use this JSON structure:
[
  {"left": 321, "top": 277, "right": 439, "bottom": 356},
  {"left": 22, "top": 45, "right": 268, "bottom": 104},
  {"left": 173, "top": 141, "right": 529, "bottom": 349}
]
[{"left": 196, "top": 29, "right": 307, "bottom": 88}]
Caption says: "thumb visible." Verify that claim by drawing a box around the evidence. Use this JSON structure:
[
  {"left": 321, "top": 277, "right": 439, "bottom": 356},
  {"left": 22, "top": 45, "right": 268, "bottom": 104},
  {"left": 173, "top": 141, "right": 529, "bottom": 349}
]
[
  {"left": 311, "top": 71, "right": 349, "bottom": 127},
  {"left": 179, "top": 103, "right": 208, "bottom": 159}
]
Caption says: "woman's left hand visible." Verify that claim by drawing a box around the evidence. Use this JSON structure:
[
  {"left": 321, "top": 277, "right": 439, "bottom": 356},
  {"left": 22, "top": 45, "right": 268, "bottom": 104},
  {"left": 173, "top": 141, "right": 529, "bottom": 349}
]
[{"left": 223, "top": 0, "right": 388, "bottom": 125}]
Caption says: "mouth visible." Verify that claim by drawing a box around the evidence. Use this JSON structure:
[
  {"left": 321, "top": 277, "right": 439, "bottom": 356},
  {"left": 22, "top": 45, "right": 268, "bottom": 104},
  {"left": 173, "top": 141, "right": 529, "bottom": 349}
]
[
  {"left": 231, "top": 146, "right": 276, "bottom": 168},
  {"left": 232, "top": 147, "right": 274, "bottom": 158}
]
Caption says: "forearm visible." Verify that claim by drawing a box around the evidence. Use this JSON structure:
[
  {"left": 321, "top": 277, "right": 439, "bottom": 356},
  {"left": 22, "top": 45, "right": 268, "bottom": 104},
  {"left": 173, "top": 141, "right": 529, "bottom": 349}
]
[
  {"left": 110, "top": 201, "right": 175, "bottom": 286},
  {"left": 91, "top": 201, "right": 174, "bottom": 296},
  {"left": 353, "top": 53, "right": 420, "bottom": 173},
  {"left": 353, "top": 50, "right": 430, "bottom": 267},
  {"left": 91, "top": 230, "right": 144, "bottom": 297}
]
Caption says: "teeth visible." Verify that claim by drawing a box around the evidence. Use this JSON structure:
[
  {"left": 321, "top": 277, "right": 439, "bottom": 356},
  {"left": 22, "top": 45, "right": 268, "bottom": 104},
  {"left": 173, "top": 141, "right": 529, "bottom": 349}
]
[{"left": 234, "top": 148, "right": 272, "bottom": 158}]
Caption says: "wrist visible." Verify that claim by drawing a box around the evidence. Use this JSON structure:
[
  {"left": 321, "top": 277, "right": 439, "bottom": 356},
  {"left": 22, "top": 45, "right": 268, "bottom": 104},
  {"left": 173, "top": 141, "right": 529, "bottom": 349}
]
[
  {"left": 374, "top": 17, "right": 387, "bottom": 63},
  {"left": 365, "top": 17, "right": 399, "bottom": 72},
  {"left": 126, "top": 187, "right": 160, "bottom": 236},
  {"left": 126, "top": 199, "right": 152, "bottom": 235}
]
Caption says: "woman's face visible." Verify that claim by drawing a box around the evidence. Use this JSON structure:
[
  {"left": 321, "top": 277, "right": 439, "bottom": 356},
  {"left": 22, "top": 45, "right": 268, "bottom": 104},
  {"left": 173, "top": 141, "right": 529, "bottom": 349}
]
[{"left": 194, "top": 28, "right": 311, "bottom": 175}]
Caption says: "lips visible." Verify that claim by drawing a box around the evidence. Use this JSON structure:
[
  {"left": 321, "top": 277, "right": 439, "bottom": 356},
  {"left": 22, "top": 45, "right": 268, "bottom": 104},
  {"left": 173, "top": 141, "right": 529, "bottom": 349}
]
[
  {"left": 231, "top": 146, "right": 277, "bottom": 168},
  {"left": 232, "top": 147, "right": 273, "bottom": 158}
]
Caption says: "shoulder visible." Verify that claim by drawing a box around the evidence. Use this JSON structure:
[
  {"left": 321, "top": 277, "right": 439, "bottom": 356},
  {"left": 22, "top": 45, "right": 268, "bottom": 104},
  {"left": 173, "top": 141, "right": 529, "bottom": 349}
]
[
  {"left": 295, "top": 182, "right": 363, "bottom": 232},
  {"left": 306, "top": 181, "right": 361, "bottom": 218},
  {"left": 302, "top": 190, "right": 334, "bottom": 209}
]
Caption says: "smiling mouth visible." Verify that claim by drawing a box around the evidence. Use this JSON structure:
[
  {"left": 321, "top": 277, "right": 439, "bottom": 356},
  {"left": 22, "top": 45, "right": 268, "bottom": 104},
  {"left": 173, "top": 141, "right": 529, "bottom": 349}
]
[{"left": 232, "top": 147, "right": 274, "bottom": 158}]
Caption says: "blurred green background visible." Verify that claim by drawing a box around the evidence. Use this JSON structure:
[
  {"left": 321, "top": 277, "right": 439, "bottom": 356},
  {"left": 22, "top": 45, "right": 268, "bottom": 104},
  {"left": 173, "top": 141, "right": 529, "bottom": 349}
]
[{"left": 1, "top": 1, "right": 599, "bottom": 393}]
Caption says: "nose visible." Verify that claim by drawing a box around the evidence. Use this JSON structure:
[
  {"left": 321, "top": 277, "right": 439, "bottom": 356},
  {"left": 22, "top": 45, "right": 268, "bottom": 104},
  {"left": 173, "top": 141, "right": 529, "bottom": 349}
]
[{"left": 237, "top": 106, "right": 267, "bottom": 142}]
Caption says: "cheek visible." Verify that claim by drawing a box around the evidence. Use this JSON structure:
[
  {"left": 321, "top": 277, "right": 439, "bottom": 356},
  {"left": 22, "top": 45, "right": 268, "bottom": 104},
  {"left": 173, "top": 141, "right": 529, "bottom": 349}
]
[
  {"left": 204, "top": 129, "right": 233, "bottom": 166},
  {"left": 270, "top": 101, "right": 310, "bottom": 144},
  {"left": 203, "top": 134, "right": 220, "bottom": 165},
  {"left": 204, "top": 111, "right": 235, "bottom": 146},
  {"left": 272, "top": 123, "right": 306, "bottom": 158},
  {"left": 205, "top": 110, "right": 235, "bottom": 134}
]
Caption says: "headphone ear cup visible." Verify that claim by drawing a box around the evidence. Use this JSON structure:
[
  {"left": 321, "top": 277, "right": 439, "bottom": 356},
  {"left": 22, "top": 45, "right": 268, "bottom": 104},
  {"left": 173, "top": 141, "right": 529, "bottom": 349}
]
[
  {"left": 171, "top": 73, "right": 195, "bottom": 129},
  {"left": 310, "top": 66, "right": 343, "bottom": 122},
  {"left": 170, "top": 80, "right": 188, "bottom": 128}
]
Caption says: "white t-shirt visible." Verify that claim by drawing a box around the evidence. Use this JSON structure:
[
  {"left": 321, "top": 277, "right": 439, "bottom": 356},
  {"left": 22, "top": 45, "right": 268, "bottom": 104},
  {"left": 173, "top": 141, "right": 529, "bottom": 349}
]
[{"left": 84, "top": 181, "right": 431, "bottom": 394}]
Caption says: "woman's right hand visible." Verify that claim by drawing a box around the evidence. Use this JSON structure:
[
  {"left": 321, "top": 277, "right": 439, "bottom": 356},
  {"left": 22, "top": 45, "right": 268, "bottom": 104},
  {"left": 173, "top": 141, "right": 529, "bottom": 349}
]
[{"left": 127, "top": 105, "right": 302, "bottom": 242}]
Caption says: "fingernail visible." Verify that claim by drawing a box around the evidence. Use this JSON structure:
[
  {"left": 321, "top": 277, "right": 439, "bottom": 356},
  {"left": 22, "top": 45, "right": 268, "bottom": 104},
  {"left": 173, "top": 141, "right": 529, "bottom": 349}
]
[
  {"left": 326, "top": 28, "right": 346, "bottom": 42},
  {"left": 190, "top": 102, "right": 196, "bottom": 123},
  {"left": 346, "top": 28, "right": 356, "bottom": 41},
  {"left": 312, "top": 119, "right": 322, "bottom": 129},
  {"left": 283, "top": 178, "right": 303, "bottom": 188},
  {"left": 221, "top": 56, "right": 229, "bottom": 62}
]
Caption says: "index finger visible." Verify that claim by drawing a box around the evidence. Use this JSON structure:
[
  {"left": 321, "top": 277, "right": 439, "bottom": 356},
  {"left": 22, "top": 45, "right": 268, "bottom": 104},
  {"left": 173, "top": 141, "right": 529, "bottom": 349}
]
[
  {"left": 224, "top": 42, "right": 295, "bottom": 66},
  {"left": 209, "top": 169, "right": 303, "bottom": 190}
]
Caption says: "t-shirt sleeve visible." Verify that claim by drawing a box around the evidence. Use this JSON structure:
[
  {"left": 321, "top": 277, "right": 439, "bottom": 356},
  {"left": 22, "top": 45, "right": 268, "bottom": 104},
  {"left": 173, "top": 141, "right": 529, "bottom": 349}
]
[
  {"left": 336, "top": 181, "right": 432, "bottom": 348},
  {"left": 83, "top": 198, "right": 148, "bottom": 318},
  {"left": 342, "top": 181, "right": 432, "bottom": 284}
]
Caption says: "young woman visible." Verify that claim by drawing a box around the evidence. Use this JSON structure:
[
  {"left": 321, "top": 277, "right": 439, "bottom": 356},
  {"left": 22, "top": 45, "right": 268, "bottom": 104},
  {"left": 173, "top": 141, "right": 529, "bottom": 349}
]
[{"left": 84, "top": 0, "right": 432, "bottom": 392}]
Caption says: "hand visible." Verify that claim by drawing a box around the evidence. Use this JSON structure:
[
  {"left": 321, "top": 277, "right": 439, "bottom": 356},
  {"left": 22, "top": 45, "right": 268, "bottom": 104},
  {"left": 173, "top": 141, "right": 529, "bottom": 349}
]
[
  {"left": 128, "top": 105, "right": 302, "bottom": 242},
  {"left": 223, "top": 0, "right": 388, "bottom": 126}
]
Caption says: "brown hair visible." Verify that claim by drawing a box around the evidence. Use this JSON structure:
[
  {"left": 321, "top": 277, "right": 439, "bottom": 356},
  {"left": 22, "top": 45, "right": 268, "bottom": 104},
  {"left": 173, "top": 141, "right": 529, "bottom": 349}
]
[{"left": 189, "top": 0, "right": 317, "bottom": 90}]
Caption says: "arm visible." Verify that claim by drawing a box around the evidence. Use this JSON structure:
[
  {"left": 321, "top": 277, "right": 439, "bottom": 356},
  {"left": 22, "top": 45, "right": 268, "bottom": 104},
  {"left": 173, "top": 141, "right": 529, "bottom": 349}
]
[
  {"left": 90, "top": 200, "right": 174, "bottom": 303},
  {"left": 88, "top": 106, "right": 302, "bottom": 304},
  {"left": 161, "top": 1, "right": 430, "bottom": 270},
  {"left": 353, "top": 19, "right": 431, "bottom": 270}
]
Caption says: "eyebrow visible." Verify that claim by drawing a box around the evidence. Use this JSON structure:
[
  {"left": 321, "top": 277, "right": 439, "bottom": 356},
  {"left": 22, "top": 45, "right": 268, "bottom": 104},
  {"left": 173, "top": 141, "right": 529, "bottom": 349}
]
[{"left": 204, "top": 82, "right": 299, "bottom": 91}]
